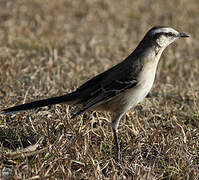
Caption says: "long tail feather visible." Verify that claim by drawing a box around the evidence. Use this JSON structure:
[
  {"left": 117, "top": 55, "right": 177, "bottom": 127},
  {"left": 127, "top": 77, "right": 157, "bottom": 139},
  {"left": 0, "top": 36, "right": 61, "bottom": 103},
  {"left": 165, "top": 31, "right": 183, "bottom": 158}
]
[{"left": 2, "top": 92, "right": 78, "bottom": 115}]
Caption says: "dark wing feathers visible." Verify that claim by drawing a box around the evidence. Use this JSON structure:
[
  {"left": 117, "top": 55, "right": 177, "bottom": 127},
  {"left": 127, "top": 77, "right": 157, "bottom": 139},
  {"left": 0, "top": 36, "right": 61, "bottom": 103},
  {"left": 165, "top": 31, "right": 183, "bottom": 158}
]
[
  {"left": 71, "top": 57, "right": 143, "bottom": 118},
  {"left": 71, "top": 77, "right": 138, "bottom": 118}
]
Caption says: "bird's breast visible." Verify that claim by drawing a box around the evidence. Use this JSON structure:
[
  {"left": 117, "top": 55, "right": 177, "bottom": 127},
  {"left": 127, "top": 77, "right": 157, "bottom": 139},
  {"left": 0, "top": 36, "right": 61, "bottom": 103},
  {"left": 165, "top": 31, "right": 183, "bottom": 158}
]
[{"left": 123, "top": 60, "right": 159, "bottom": 110}]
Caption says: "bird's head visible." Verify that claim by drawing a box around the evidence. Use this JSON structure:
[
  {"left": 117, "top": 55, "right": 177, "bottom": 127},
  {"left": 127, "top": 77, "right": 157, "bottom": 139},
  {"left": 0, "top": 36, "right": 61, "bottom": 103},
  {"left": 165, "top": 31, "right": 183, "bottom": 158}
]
[{"left": 146, "top": 26, "right": 189, "bottom": 48}]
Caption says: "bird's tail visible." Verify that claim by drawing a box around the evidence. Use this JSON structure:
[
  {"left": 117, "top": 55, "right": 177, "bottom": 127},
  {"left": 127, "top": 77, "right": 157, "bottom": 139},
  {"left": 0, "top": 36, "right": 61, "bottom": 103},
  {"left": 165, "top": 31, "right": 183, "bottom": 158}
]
[{"left": 1, "top": 92, "right": 79, "bottom": 115}]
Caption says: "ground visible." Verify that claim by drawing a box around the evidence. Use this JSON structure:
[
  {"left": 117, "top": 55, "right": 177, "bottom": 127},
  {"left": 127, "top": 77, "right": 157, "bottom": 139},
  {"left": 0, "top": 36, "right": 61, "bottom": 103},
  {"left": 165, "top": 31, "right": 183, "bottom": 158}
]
[{"left": 0, "top": 0, "right": 199, "bottom": 179}]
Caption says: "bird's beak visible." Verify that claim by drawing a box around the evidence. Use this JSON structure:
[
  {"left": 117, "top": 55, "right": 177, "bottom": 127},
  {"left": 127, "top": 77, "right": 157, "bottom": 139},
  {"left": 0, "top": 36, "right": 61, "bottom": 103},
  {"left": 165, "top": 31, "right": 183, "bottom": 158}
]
[{"left": 178, "top": 32, "right": 189, "bottom": 38}]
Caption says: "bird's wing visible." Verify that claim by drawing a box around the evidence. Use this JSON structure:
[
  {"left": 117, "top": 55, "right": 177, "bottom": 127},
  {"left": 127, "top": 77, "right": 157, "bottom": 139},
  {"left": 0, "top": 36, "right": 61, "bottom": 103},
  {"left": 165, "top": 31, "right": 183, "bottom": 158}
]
[
  {"left": 71, "top": 57, "right": 144, "bottom": 118},
  {"left": 71, "top": 77, "right": 138, "bottom": 118}
]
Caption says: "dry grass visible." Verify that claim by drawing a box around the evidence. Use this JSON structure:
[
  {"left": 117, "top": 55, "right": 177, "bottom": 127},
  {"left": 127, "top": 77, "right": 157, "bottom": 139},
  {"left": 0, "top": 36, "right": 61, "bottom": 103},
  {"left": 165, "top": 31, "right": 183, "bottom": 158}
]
[{"left": 0, "top": 0, "right": 199, "bottom": 179}]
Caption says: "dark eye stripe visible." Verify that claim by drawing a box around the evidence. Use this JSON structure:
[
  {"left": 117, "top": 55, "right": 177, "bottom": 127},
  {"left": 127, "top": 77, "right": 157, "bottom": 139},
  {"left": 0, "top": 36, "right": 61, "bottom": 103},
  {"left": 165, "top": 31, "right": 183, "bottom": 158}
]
[
  {"left": 158, "top": 32, "right": 175, "bottom": 37},
  {"left": 167, "top": 32, "right": 175, "bottom": 36}
]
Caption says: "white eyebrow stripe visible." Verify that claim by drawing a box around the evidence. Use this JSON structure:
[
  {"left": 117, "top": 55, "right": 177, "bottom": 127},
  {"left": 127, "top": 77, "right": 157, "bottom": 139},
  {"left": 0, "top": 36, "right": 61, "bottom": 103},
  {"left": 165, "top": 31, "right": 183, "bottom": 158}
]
[{"left": 151, "top": 28, "right": 178, "bottom": 35}]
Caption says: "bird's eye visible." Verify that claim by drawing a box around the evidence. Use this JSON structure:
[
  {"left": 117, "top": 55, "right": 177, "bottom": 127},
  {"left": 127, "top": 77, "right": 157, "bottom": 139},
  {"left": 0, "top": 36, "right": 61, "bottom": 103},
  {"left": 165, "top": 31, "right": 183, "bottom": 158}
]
[{"left": 167, "top": 32, "right": 174, "bottom": 37}]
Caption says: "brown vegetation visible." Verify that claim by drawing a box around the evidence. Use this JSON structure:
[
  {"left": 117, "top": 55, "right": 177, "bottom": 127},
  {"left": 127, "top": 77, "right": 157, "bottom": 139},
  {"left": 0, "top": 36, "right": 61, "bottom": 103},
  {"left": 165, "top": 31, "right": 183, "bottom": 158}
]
[{"left": 0, "top": 0, "right": 198, "bottom": 179}]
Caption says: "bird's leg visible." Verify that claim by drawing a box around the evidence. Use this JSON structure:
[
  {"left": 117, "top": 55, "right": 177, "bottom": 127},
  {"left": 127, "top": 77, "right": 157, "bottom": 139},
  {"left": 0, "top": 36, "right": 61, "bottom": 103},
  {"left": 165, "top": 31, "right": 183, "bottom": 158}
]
[
  {"left": 112, "top": 128, "right": 120, "bottom": 160},
  {"left": 111, "top": 113, "right": 123, "bottom": 161}
]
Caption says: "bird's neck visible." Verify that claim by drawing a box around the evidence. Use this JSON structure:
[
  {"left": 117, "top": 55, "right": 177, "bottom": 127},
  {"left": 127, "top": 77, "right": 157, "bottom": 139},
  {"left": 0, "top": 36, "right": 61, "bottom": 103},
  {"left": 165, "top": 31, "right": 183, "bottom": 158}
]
[{"left": 133, "top": 41, "right": 164, "bottom": 61}]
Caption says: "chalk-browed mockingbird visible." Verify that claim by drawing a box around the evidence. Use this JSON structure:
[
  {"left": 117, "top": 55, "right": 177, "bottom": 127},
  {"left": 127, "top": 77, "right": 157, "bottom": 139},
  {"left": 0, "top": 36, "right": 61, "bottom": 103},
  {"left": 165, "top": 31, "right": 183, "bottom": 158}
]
[{"left": 2, "top": 26, "right": 189, "bottom": 159}]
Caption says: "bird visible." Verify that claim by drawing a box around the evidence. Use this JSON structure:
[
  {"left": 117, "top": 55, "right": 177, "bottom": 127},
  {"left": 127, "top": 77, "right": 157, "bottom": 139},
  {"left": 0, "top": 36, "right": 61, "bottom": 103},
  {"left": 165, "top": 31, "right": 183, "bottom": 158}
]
[{"left": 1, "top": 26, "right": 189, "bottom": 160}]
